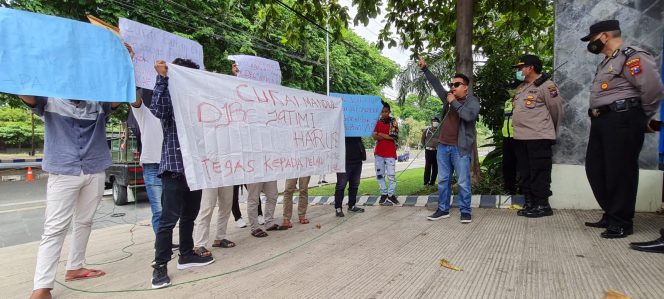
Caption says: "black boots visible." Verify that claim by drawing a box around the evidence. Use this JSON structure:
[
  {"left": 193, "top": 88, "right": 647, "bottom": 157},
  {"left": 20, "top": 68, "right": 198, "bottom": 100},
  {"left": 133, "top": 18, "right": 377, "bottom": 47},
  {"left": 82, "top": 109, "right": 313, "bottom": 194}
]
[{"left": 524, "top": 205, "right": 554, "bottom": 218}]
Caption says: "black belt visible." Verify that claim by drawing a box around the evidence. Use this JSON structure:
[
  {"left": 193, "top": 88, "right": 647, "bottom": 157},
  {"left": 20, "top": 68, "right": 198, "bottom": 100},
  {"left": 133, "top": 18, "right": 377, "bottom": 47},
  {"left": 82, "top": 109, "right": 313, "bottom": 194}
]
[{"left": 588, "top": 97, "right": 641, "bottom": 118}]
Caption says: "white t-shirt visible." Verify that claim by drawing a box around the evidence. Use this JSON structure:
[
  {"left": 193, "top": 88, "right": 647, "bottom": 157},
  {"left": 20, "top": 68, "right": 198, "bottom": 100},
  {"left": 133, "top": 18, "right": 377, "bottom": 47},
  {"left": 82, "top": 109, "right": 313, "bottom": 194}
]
[{"left": 131, "top": 104, "right": 163, "bottom": 164}]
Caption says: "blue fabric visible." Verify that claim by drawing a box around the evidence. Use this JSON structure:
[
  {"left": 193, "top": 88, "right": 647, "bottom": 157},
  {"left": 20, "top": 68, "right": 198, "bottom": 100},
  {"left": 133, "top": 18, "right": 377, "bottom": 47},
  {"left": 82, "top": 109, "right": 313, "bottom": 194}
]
[
  {"left": 32, "top": 97, "right": 112, "bottom": 176},
  {"left": 436, "top": 144, "right": 472, "bottom": 214},
  {"left": 149, "top": 75, "right": 184, "bottom": 175},
  {"left": 142, "top": 163, "right": 162, "bottom": 234},
  {"left": 330, "top": 93, "right": 382, "bottom": 137},
  {"left": 0, "top": 8, "right": 135, "bottom": 102}
]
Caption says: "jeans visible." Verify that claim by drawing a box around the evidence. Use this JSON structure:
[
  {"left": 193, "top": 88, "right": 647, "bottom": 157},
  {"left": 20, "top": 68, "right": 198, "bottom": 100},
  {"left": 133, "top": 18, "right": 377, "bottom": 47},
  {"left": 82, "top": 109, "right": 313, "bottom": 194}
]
[
  {"left": 335, "top": 162, "right": 363, "bottom": 209},
  {"left": 437, "top": 144, "right": 472, "bottom": 214},
  {"left": 142, "top": 163, "right": 162, "bottom": 234},
  {"left": 154, "top": 172, "right": 202, "bottom": 265},
  {"left": 374, "top": 156, "right": 396, "bottom": 196}
]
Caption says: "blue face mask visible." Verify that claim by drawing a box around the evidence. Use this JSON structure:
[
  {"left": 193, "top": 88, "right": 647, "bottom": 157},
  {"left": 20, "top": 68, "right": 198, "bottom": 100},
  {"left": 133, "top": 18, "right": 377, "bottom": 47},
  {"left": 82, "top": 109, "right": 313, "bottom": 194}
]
[{"left": 515, "top": 70, "right": 525, "bottom": 81}]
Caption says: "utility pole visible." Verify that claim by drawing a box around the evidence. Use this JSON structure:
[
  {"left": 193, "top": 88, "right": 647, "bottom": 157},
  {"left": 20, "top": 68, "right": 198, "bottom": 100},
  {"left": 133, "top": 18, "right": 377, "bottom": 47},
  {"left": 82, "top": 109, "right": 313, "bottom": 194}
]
[{"left": 326, "top": 22, "right": 330, "bottom": 96}]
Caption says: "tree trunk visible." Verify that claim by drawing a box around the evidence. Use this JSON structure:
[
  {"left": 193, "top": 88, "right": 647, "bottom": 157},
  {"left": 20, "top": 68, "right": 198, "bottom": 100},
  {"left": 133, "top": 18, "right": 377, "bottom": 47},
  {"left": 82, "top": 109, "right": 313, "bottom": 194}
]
[
  {"left": 30, "top": 112, "right": 35, "bottom": 156},
  {"left": 455, "top": 0, "right": 481, "bottom": 184}
]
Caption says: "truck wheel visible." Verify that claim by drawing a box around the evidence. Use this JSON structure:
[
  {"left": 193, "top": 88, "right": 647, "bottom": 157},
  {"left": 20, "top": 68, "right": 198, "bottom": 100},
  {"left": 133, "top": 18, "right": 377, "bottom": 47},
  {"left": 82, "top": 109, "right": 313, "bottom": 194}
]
[{"left": 112, "top": 180, "right": 128, "bottom": 205}]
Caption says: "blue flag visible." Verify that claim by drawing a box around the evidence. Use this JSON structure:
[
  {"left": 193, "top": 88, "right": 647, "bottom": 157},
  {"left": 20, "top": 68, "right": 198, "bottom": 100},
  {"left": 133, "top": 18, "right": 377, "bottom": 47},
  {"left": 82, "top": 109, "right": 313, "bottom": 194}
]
[
  {"left": 0, "top": 8, "right": 135, "bottom": 102},
  {"left": 330, "top": 93, "right": 382, "bottom": 137}
]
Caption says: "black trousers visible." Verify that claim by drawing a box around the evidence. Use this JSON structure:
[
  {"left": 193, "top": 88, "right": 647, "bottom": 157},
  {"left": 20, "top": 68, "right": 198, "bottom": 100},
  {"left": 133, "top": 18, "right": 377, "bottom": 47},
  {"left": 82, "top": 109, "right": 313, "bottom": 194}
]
[
  {"left": 335, "top": 162, "right": 363, "bottom": 209},
  {"left": 585, "top": 109, "right": 646, "bottom": 228},
  {"left": 515, "top": 139, "right": 553, "bottom": 206},
  {"left": 424, "top": 149, "right": 438, "bottom": 185},
  {"left": 155, "top": 172, "right": 202, "bottom": 265},
  {"left": 231, "top": 185, "right": 262, "bottom": 220},
  {"left": 502, "top": 137, "right": 518, "bottom": 195}
]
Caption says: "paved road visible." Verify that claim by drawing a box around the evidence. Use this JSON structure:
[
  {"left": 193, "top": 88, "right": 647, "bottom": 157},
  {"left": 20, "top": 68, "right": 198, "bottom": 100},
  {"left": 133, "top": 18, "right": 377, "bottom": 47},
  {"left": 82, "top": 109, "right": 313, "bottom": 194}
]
[{"left": 0, "top": 157, "right": 425, "bottom": 248}]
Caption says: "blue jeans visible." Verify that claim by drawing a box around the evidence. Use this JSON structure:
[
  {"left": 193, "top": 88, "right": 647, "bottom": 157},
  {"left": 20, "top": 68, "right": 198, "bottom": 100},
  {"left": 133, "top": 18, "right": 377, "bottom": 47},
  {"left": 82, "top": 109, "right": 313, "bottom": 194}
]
[
  {"left": 142, "top": 163, "right": 162, "bottom": 234},
  {"left": 374, "top": 156, "right": 396, "bottom": 196},
  {"left": 437, "top": 144, "right": 472, "bottom": 214}
]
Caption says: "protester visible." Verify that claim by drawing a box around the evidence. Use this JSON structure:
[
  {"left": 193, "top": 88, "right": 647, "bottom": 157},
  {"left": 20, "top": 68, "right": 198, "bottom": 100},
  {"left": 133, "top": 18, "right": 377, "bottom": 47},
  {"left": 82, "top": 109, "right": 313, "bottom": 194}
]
[
  {"left": 231, "top": 185, "right": 265, "bottom": 228},
  {"left": 246, "top": 181, "right": 283, "bottom": 237},
  {"left": 580, "top": 20, "right": 664, "bottom": 238},
  {"left": 418, "top": 58, "right": 480, "bottom": 224},
  {"left": 373, "top": 101, "right": 400, "bottom": 206},
  {"left": 335, "top": 137, "right": 367, "bottom": 217},
  {"left": 421, "top": 117, "right": 440, "bottom": 186},
  {"left": 282, "top": 177, "right": 312, "bottom": 227},
  {"left": 193, "top": 187, "right": 236, "bottom": 256},
  {"left": 149, "top": 58, "right": 213, "bottom": 289},
  {"left": 511, "top": 55, "right": 563, "bottom": 218}
]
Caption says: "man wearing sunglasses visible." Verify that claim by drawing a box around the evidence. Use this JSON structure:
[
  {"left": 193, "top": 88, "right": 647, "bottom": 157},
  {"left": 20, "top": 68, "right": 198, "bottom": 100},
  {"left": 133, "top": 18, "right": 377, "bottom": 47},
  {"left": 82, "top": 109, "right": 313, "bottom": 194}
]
[
  {"left": 511, "top": 55, "right": 563, "bottom": 218},
  {"left": 581, "top": 20, "right": 664, "bottom": 238},
  {"left": 418, "top": 58, "right": 480, "bottom": 224}
]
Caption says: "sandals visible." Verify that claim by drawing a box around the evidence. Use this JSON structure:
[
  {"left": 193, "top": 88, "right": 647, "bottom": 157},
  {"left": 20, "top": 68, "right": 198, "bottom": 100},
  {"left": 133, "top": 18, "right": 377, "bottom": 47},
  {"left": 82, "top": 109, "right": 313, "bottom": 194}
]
[
  {"left": 212, "top": 239, "right": 236, "bottom": 248},
  {"left": 194, "top": 246, "right": 212, "bottom": 257},
  {"left": 65, "top": 268, "right": 106, "bottom": 282},
  {"left": 299, "top": 216, "right": 310, "bottom": 224},
  {"left": 251, "top": 228, "right": 268, "bottom": 238},
  {"left": 281, "top": 220, "right": 293, "bottom": 228},
  {"left": 266, "top": 224, "right": 289, "bottom": 231}
]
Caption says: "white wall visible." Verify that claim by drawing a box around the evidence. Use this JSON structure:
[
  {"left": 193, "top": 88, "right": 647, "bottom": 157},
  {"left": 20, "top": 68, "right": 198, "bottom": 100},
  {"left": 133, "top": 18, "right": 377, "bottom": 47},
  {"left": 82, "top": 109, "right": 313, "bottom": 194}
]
[{"left": 551, "top": 164, "right": 662, "bottom": 212}]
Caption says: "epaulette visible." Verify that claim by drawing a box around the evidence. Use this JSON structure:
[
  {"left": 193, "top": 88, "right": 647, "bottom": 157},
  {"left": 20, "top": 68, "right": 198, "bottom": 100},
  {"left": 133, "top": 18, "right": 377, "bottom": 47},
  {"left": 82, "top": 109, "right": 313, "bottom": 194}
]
[
  {"left": 534, "top": 73, "right": 551, "bottom": 87},
  {"left": 622, "top": 47, "right": 637, "bottom": 58}
]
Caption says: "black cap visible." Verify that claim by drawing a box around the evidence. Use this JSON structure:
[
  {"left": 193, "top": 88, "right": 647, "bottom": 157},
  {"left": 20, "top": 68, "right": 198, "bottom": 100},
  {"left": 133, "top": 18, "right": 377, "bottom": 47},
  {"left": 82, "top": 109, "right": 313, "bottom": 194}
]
[
  {"left": 512, "top": 54, "right": 542, "bottom": 69},
  {"left": 431, "top": 116, "right": 440, "bottom": 122},
  {"left": 580, "top": 20, "right": 620, "bottom": 41}
]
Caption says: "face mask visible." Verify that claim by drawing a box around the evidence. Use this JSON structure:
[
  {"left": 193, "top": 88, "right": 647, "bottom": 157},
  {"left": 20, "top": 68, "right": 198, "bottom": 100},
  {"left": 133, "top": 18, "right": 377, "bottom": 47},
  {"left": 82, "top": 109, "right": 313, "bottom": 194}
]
[
  {"left": 587, "top": 37, "right": 605, "bottom": 54},
  {"left": 515, "top": 70, "right": 525, "bottom": 81},
  {"left": 432, "top": 121, "right": 439, "bottom": 128}
]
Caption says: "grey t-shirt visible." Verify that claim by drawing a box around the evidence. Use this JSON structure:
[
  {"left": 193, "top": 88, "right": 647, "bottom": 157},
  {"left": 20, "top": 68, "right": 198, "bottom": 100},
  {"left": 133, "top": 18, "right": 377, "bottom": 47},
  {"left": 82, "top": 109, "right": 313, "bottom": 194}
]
[{"left": 32, "top": 97, "right": 112, "bottom": 176}]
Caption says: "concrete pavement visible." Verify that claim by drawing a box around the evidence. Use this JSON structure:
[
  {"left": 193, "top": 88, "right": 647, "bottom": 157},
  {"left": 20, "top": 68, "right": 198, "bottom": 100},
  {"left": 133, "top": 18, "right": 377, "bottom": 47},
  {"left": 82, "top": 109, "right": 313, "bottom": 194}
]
[{"left": 2, "top": 205, "right": 664, "bottom": 298}]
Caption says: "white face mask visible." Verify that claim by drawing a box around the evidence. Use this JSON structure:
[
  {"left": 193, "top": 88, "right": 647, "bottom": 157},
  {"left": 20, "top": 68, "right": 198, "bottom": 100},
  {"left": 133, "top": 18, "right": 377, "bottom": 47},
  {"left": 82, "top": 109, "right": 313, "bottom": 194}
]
[{"left": 432, "top": 121, "right": 440, "bottom": 128}]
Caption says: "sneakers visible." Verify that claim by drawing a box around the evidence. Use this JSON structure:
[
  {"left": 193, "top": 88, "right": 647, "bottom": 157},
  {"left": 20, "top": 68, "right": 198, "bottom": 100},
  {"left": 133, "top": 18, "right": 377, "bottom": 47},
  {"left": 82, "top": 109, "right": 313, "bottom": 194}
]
[
  {"left": 176, "top": 253, "right": 215, "bottom": 270},
  {"left": 151, "top": 264, "right": 171, "bottom": 289},
  {"left": 348, "top": 206, "right": 365, "bottom": 213},
  {"left": 258, "top": 215, "right": 265, "bottom": 225},
  {"left": 236, "top": 217, "right": 247, "bottom": 228},
  {"left": 388, "top": 195, "right": 400, "bottom": 205},
  {"left": 460, "top": 213, "right": 472, "bottom": 224},
  {"left": 427, "top": 209, "right": 450, "bottom": 221},
  {"left": 379, "top": 195, "right": 392, "bottom": 206},
  {"left": 335, "top": 208, "right": 345, "bottom": 217}
]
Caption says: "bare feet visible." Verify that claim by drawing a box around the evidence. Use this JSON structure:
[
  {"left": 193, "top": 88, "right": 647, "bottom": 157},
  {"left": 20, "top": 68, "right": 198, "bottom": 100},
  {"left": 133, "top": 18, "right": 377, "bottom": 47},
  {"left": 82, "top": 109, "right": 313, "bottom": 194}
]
[{"left": 29, "top": 288, "right": 52, "bottom": 299}]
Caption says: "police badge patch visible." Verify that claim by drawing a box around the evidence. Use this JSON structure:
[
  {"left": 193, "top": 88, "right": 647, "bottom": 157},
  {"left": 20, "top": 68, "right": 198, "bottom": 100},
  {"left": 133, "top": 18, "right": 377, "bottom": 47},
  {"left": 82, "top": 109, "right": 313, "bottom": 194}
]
[
  {"left": 626, "top": 58, "right": 642, "bottom": 76},
  {"left": 547, "top": 85, "right": 558, "bottom": 97}
]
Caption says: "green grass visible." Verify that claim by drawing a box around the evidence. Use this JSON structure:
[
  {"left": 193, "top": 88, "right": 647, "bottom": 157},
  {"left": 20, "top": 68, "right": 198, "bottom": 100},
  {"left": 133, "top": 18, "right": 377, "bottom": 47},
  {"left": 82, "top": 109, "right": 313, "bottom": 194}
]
[{"left": 308, "top": 168, "right": 437, "bottom": 197}]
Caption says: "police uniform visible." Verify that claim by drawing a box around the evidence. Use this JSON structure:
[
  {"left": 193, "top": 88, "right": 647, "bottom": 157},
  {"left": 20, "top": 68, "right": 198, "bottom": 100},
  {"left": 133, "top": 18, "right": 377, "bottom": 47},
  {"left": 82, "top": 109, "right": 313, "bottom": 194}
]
[
  {"left": 502, "top": 98, "right": 518, "bottom": 195},
  {"left": 512, "top": 56, "right": 563, "bottom": 218},
  {"left": 581, "top": 20, "right": 664, "bottom": 238},
  {"left": 421, "top": 117, "right": 440, "bottom": 186}
]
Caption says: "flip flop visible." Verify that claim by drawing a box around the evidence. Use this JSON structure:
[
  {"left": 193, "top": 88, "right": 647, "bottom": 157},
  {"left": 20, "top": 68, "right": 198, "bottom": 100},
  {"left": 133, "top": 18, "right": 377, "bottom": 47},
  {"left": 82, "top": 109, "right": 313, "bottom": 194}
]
[
  {"left": 65, "top": 269, "right": 106, "bottom": 282},
  {"left": 251, "top": 228, "right": 268, "bottom": 238},
  {"left": 212, "top": 239, "right": 236, "bottom": 248},
  {"left": 299, "top": 217, "right": 310, "bottom": 224}
]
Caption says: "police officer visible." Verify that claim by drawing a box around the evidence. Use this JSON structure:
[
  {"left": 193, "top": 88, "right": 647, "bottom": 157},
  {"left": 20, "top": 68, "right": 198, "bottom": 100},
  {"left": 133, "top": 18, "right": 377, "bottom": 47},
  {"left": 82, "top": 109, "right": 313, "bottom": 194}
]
[
  {"left": 502, "top": 95, "right": 517, "bottom": 195},
  {"left": 511, "top": 55, "right": 563, "bottom": 218},
  {"left": 421, "top": 117, "right": 440, "bottom": 186},
  {"left": 581, "top": 20, "right": 664, "bottom": 238}
]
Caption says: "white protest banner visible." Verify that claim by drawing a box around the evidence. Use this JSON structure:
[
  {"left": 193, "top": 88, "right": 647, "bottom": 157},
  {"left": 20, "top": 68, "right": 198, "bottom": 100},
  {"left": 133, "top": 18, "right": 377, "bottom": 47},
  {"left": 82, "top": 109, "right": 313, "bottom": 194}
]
[
  {"left": 119, "top": 18, "right": 204, "bottom": 89},
  {"left": 167, "top": 63, "right": 345, "bottom": 190},
  {"left": 228, "top": 55, "right": 282, "bottom": 85}
]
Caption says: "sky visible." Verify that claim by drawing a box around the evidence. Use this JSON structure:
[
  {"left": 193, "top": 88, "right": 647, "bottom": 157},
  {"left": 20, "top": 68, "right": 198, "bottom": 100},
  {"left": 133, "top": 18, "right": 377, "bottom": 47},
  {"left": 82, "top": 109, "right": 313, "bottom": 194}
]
[{"left": 338, "top": 0, "right": 411, "bottom": 99}]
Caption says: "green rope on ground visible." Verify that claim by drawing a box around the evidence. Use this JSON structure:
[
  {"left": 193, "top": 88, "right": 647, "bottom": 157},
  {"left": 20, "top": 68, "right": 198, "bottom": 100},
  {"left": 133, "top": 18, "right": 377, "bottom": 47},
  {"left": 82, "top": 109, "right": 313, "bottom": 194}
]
[{"left": 54, "top": 213, "right": 353, "bottom": 294}]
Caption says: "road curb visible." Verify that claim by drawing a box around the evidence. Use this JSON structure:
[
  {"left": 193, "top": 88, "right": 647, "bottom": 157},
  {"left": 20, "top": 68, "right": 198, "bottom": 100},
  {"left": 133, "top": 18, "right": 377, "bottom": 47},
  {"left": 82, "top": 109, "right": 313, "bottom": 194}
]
[
  {"left": 1, "top": 173, "right": 48, "bottom": 182},
  {"left": 0, "top": 158, "right": 43, "bottom": 163},
  {"left": 260, "top": 195, "right": 525, "bottom": 209}
]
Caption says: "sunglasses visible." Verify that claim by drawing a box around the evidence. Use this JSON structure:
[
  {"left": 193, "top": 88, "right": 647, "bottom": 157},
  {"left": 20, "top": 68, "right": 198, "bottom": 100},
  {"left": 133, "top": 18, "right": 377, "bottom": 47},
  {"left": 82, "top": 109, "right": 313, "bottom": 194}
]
[{"left": 448, "top": 82, "right": 465, "bottom": 88}]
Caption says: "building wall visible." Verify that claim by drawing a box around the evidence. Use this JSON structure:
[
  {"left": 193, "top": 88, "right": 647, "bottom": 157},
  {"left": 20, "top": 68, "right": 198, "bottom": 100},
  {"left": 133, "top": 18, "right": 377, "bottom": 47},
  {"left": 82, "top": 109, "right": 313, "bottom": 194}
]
[{"left": 554, "top": 0, "right": 664, "bottom": 168}]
